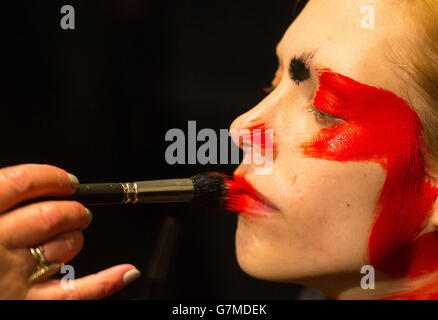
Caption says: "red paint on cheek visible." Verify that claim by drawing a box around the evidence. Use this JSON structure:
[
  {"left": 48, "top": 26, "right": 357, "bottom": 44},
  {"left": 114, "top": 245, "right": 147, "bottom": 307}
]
[{"left": 301, "top": 69, "right": 438, "bottom": 297}]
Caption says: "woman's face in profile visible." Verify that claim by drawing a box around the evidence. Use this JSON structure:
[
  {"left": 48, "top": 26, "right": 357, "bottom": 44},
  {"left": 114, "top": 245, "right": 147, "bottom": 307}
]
[{"left": 230, "top": 0, "right": 438, "bottom": 298}]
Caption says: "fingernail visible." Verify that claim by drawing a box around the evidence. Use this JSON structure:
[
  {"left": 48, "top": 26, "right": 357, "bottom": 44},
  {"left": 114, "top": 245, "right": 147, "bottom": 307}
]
[
  {"left": 85, "top": 208, "right": 93, "bottom": 226},
  {"left": 123, "top": 269, "right": 141, "bottom": 286},
  {"left": 67, "top": 173, "right": 79, "bottom": 190}
]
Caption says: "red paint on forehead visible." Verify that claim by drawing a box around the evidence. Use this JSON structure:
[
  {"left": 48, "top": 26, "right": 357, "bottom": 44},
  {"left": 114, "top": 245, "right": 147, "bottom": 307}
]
[{"left": 301, "top": 68, "right": 438, "bottom": 298}]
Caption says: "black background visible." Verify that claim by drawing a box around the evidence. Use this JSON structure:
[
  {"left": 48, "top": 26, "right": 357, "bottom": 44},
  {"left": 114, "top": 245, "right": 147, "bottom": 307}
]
[{"left": 0, "top": 0, "right": 322, "bottom": 299}]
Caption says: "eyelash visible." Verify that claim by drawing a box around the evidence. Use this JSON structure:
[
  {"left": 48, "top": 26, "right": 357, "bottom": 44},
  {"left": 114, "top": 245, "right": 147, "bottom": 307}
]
[
  {"left": 263, "top": 84, "right": 342, "bottom": 126},
  {"left": 307, "top": 105, "right": 342, "bottom": 126}
]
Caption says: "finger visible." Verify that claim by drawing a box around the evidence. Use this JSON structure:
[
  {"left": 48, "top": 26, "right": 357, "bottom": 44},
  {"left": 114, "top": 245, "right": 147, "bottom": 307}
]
[
  {"left": 42, "top": 231, "right": 84, "bottom": 264},
  {"left": 26, "top": 265, "right": 141, "bottom": 300},
  {"left": 0, "top": 164, "right": 78, "bottom": 212},
  {"left": 0, "top": 201, "right": 91, "bottom": 248},
  {"left": 8, "top": 231, "right": 84, "bottom": 277}
]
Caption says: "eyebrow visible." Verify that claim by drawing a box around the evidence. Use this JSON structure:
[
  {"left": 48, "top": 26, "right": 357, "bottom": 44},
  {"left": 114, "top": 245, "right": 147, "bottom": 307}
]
[{"left": 289, "top": 52, "right": 314, "bottom": 84}]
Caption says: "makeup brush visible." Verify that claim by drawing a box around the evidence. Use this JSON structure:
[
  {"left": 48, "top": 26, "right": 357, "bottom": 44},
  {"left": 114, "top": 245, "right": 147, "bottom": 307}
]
[{"left": 54, "top": 172, "right": 230, "bottom": 207}]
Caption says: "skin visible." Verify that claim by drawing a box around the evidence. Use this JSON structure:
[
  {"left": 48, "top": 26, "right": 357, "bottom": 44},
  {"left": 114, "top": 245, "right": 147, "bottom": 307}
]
[
  {"left": 0, "top": 164, "right": 140, "bottom": 299},
  {"left": 230, "top": 0, "right": 438, "bottom": 299}
]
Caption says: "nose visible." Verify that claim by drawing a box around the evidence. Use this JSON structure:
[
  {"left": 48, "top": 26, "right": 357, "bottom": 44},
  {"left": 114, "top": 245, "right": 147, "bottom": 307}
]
[
  {"left": 229, "top": 94, "right": 278, "bottom": 176},
  {"left": 229, "top": 94, "right": 277, "bottom": 150},
  {"left": 230, "top": 95, "right": 273, "bottom": 130}
]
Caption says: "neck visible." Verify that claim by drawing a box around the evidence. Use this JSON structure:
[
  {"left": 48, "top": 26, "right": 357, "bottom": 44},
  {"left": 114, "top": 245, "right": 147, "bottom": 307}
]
[{"left": 300, "top": 271, "right": 436, "bottom": 300}]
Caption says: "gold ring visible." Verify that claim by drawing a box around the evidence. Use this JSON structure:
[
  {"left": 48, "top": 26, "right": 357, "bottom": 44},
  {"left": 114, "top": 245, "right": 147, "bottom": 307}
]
[{"left": 28, "top": 245, "right": 64, "bottom": 283}]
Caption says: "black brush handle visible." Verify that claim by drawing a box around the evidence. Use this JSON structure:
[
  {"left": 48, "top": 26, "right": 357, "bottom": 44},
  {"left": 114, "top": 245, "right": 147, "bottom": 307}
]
[
  {"left": 69, "top": 183, "right": 125, "bottom": 204},
  {"left": 66, "top": 179, "right": 194, "bottom": 205},
  {"left": 16, "top": 176, "right": 211, "bottom": 208},
  {"left": 64, "top": 179, "right": 194, "bottom": 205}
]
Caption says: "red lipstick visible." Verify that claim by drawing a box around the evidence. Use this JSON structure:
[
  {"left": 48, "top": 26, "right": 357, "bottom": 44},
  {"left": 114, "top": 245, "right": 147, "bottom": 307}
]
[{"left": 221, "top": 173, "right": 278, "bottom": 217}]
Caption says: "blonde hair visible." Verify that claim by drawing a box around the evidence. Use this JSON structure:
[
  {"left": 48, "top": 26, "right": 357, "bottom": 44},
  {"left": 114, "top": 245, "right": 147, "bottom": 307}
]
[{"left": 389, "top": 1, "right": 438, "bottom": 176}]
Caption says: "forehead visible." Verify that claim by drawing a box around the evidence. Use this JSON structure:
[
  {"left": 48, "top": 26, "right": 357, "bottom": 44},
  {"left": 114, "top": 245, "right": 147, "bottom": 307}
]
[{"left": 277, "top": 0, "right": 412, "bottom": 99}]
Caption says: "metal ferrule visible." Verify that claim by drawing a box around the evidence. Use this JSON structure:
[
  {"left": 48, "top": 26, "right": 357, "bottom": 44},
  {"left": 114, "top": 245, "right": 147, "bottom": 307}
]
[{"left": 121, "top": 178, "right": 194, "bottom": 204}]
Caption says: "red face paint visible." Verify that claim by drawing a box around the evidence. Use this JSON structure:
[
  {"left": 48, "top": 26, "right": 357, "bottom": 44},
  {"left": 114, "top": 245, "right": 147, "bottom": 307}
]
[
  {"left": 301, "top": 68, "right": 438, "bottom": 298},
  {"left": 241, "top": 124, "right": 276, "bottom": 153}
]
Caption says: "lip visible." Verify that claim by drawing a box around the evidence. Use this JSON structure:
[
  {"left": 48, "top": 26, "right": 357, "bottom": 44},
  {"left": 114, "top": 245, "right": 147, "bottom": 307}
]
[{"left": 226, "top": 173, "right": 279, "bottom": 217}]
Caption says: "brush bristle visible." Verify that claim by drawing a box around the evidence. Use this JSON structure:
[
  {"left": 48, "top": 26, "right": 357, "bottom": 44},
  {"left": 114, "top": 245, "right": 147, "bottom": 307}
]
[
  {"left": 219, "top": 179, "right": 247, "bottom": 212},
  {"left": 190, "top": 172, "right": 230, "bottom": 207}
]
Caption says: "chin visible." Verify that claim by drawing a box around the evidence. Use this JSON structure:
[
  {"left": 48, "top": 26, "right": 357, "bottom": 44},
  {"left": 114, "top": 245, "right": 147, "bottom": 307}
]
[
  {"left": 234, "top": 219, "right": 333, "bottom": 285},
  {"left": 235, "top": 248, "right": 332, "bottom": 293},
  {"left": 234, "top": 225, "right": 301, "bottom": 283},
  {"left": 234, "top": 223, "right": 272, "bottom": 280},
  {"left": 235, "top": 249, "right": 278, "bottom": 282},
  {"left": 235, "top": 248, "right": 311, "bottom": 284}
]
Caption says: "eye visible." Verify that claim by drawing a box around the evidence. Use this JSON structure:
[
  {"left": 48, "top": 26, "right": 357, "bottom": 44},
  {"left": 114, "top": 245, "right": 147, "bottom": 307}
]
[{"left": 307, "top": 105, "right": 343, "bottom": 127}]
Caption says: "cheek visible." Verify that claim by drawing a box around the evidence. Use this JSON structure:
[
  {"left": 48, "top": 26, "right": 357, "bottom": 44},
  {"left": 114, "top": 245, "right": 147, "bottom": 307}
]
[
  {"left": 235, "top": 156, "right": 387, "bottom": 280},
  {"left": 277, "top": 158, "right": 386, "bottom": 264},
  {"left": 300, "top": 69, "right": 438, "bottom": 284}
]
